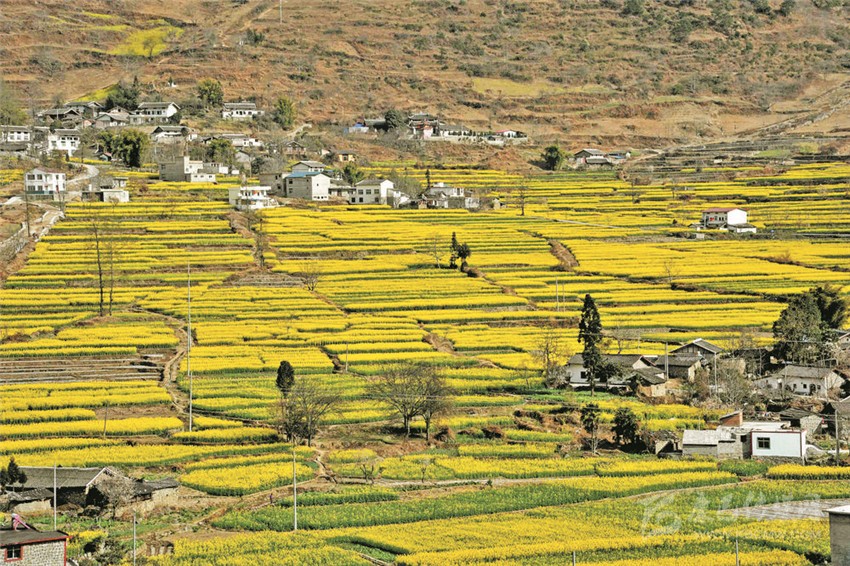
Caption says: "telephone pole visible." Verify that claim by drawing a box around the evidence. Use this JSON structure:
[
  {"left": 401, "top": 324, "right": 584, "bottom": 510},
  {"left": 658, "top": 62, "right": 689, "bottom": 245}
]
[{"left": 187, "top": 262, "right": 193, "bottom": 432}]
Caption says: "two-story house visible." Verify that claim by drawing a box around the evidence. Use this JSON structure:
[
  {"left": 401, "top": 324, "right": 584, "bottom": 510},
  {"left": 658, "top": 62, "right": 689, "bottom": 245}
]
[
  {"left": 25, "top": 168, "right": 66, "bottom": 200},
  {"left": 46, "top": 129, "right": 81, "bottom": 156}
]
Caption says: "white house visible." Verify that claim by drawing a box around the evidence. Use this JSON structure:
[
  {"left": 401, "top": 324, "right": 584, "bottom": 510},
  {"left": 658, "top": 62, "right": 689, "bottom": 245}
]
[
  {"left": 700, "top": 207, "right": 756, "bottom": 233},
  {"left": 150, "top": 125, "right": 193, "bottom": 143},
  {"left": 228, "top": 186, "right": 274, "bottom": 211},
  {"left": 351, "top": 179, "right": 396, "bottom": 205},
  {"left": 682, "top": 420, "right": 806, "bottom": 461},
  {"left": 1, "top": 125, "right": 31, "bottom": 144},
  {"left": 134, "top": 102, "right": 180, "bottom": 123},
  {"left": 282, "top": 171, "right": 330, "bottom": 201},
  {"left": 215, "top": 133, "right": 263, "bottom": 149},
  {"left": 562, "top": 353, "right": 663, "bottom": 391},
  {"left": 291, "top": 160, "right": 326, "bottom": 173},
  {"left": 424, "top": 182, "right": 479, "bottom": 209},
  {"left": 25, "top": 168, "right": 66, "bottom": 199},
  {"left": 158, "top": 156, "right": 217, "bottom": 183},
  {"left": 756, "top": 365, "right": 845, "bottom": 399},
  {"left": 222, "top": 102, "right": 264, "bottom": 120},
  {"left": 47, "top": 129, "right": 81, "bottom": 156}
]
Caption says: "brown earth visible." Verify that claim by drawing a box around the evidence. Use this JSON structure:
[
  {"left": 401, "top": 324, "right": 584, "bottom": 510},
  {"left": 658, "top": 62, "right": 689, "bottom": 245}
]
[{"left": 2, "top": 0, "right": 850, "bottom": 147}]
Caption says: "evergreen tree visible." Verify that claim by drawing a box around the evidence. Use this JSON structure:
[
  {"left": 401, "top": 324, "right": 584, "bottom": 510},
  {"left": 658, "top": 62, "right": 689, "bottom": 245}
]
[
  {"left": 542, "top": 145, "right": 566, "bottom": 171},
  {"left": 810, "top": 285, "right": 847, "bottom": 330},
  {"left": 449, "top": 232, "right": 459, "bottom": 269},
  {"left": 613, "top": 407, "right": 640, "bottom": 446},
  {"left": 276, "top": 361, "right": 295, "bottom": 396},
  {"left": 272, "top": 96, "right": 296, "bottom": 129},
  {"left": 580, "top": 403, "right": 601, "bottom": 454},
  {"left": 773, "top": 293, "right": 825, "bottom": 363},
  {"left": 578, "top": 294, "right": 604, "bottom": 396},
  {"left": 384, "top": 108, "right": 407, "bottom": 130}
]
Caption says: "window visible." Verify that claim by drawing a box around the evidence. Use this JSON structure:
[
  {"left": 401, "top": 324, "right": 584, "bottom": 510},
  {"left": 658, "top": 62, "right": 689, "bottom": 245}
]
[
  {"left": 5, "top": 545, "right": 22, "bottom": 560},
  {"left": 756, "top": 437, "right": 770, "bottom": 450}
]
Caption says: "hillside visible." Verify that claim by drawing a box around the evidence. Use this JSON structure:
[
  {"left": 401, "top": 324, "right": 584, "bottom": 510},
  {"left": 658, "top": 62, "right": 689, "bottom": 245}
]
[{"left": 2, "top": 0, "right": 850, "bottom": 145}]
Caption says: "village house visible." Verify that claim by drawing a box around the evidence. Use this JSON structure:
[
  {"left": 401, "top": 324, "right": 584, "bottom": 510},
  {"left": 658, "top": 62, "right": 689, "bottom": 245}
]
[
  {"left": 38, "top": 107, "right": 84, "bottom": 127},
  {"left": 424, "top": 182, "right": 479, "bottom": 209},
  {"left": 408, "top": 113, "right": 443, "bottom": 139},
  {"left": 335, "top": 150, "right": 356, "bottom": 163},
  {"left": 63, "top": 101, "right": 103, "bottom": 119},
  {"left": 562, "top": 353, "right": 666, "bottom": 395},
  {"left": 222, "top": 101, "right": 264, "bottom": 120},
  {"left": 328, "top": 181, "right": 354, "bottom": 201},
  {"left": 699, "top": 207, "right": 757, "bottom": 234},
  {"left": 24, "top": 168, "right": 66, "bottom": 200},
  {"left": 282, "top": 140, "right": 308, "bottom": 158},
  {"left": 574, "top": 148, "right": 605, "bottom": 162},
  {"left": 671, "top": 338, "right": 724, "bottom": 363},
  {"left": 150, "top": 125, "right": 194, "bottom": 144},
  {"left": 682, "top": 412, "right": 807, "bottom": 462},
  {"left": 213, "top": 133, "right": 263, "bottom": 149},
  {"left": 281, "top": 171, "right": 331, "bottom": 201},
  {"left": 228, "top": 186, "right": 274, "bottom": 211},
  {"left": 1, "top": 524, "right": 69, "bottom": 566},
  {"left": 345, "top": 122, "right": 371, "bottom": 134},
  {"left": 350, "top": 179, "right": 395, "bottom": 204},
  {"left": 158, "top": 156, "right": 217, "bottom": 183},
  {"left": 8, "top": 467, "right": 120, "bottom": 508},
  {"left": 132, "top": 101, "right": 180, "bottom": 124},
  {"left": 653, "top": 353, "right": 704, "bottom": 381},
  {"left": 291, "top": 160, "right": 326, "bottom": 173},
  {"left": 46, "top": 129, "right": 80, "bottom": 156},
  {"left": 82, "top": 175, "right": 130, "bottom": 203},
  {"left": 756, "top": 364, "right": 845, "bottom": 399},
  {"left": 0, "top": 125, "right": 31, "bottom": 144}
]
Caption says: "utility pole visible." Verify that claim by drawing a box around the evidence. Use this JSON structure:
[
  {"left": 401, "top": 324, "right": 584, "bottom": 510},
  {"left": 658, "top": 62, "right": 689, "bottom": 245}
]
[
  {"left": 292, "top": 443, "right": 298, "bottom": 531},
  {"left": 53, "top": 464, "right": 57, "bottom": 530},
  {"left": 664, "top": 342, "right": 669, "bottom": 380},
  {"left": 102, "top": 400, "right": 109, "bottom": 437},
  {"left": 555, "top": 278, "right": 559, "bottom": 312},
  {"left": 187, "top": 262, "right": 193, "bottom": 432},
  {"left": 133, "top": 511, "right": 137, "bottom": 566},
  {"left": 23, "top": 190, "right": 32, "bottom": 237},
  {"left": 279, "top": 0, "right": 283, "bottom": 24},
  {"left": 836, "top": 413, "right": 842, "bottom": 466}
]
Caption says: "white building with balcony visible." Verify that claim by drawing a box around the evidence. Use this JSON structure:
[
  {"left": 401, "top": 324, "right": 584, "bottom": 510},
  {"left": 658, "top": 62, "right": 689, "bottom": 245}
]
[{"left": 228, "top": 186, "right": 274, "bottom": 211}]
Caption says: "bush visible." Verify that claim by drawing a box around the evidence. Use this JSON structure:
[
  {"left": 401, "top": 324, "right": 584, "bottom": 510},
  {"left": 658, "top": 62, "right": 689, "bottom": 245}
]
[{"left": 481, "top": 425, "right": 504, "bottom": 439}]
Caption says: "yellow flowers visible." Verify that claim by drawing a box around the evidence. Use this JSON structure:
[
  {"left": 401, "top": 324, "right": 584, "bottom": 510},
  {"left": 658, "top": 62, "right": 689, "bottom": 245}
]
[
  {"left": 1, "top": 416, "right": 183, "bottom": 438},
  {"left": 767, "top": 464, "right": 850, "bottom": 480},
  {"left": 181, "top": 461, "right": 314, "bottom": 495},
  {"left": 596, "top": 460, "right": 718, "bottom": 477}
]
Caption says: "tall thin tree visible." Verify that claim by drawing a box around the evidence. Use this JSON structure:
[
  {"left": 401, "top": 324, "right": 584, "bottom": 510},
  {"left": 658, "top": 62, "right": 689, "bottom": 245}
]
[{"left": 578, "top": 294, "right": 604, "bottom": 396}]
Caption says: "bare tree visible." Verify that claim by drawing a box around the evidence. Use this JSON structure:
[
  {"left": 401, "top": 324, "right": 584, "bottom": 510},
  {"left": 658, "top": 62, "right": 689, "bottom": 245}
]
[
  {"left": 532, "top": 327, "right": 567, "bottom": 387},
  {"left": 661, "top": 258, "right": 680, "bottom": 287},
  {"left": 514, "top": 184, "right": 529, "bottom": 216},
  {"left": 275, "top": 376, "right": 339, "bottom": 447},
  {"left": 420, "top": 370, "right": 453, "bottom": 443},
  {"left": 87, "top": 207, "right": 106, "bottom": 317},
  {"left": 368, "top": 363, "right": 434, "bottom": 437},
  {"left": 715, "top": 364, "right": 753, "bottom": 407},
  {"left": 426, "top": 234, "right": 446, "bottom": 268},
  {"left": 299, "top": 262, "right": 322, "bottom": 292}
]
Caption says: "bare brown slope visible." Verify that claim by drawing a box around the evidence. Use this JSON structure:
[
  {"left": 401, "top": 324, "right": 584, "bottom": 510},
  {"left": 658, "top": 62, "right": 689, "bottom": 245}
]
[{"left": 2, "top": 0, "right": 850, "bottom": 145}]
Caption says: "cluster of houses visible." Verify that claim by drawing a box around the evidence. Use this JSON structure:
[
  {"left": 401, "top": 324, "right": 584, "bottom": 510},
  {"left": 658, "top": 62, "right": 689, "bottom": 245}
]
[
  {"left": 1, "top": 125, "right": 81, "bottom": 158},
  {"left": 345, "top": 113, "right": 528, "bottom": 146},
  {"left": 218, "top": 160, "right": 481, "bottom": 211},
  {"left": 22, "top": 168, "right": 129, "bottom": 203},
  {"left": 564, "top": 337, "right": 849, "bottom": 402},
  {"left": 564, "top": 336, "right": 850, "bottom": 463},
  {"left": 1, "top": 466, "right": 178, "bottom": 565}
]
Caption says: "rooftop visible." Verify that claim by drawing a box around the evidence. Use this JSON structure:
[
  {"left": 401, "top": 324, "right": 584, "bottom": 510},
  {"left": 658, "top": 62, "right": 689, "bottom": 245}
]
[
  {"left": 18, "top": 466, "right": 115, "bottom": 490},
  {"left": 703, "top": 207, "right": 745, "bottom": 213},
  {"left": 0, "top": 528, "right": 69, "bottom": 547}
]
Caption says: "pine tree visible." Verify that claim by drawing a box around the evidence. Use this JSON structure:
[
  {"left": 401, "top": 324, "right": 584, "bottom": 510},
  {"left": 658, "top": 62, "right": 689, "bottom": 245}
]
[{"left": 578, "top": 294, "right": 604, "bottom": 396}]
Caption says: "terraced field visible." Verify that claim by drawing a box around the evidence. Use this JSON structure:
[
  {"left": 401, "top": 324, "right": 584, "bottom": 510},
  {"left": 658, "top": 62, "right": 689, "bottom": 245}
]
[{"left": 1, "top": 161, "right": 848, "bottom": 563}]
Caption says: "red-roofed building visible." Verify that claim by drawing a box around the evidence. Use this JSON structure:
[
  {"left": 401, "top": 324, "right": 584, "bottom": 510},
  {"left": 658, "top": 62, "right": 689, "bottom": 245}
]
[{"left": 700, "top": 207, "right": 756, "bottom": 233}]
